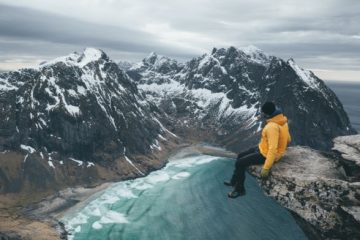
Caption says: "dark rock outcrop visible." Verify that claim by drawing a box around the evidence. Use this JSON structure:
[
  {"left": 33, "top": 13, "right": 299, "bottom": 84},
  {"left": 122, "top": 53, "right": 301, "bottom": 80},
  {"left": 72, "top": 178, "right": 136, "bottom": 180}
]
[{"left": 0, "top": 232, "right": 22, "bottom": 240}]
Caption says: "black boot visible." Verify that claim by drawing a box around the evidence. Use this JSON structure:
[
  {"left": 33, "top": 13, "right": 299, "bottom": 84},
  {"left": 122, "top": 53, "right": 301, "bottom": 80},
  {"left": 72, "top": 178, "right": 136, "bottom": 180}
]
[
  {"left": 223, "top": 181, "right": 234, "bottom": 187},
  {"left": 227, "top": 188, "right": 246, "bottom": 198},
  {"left": 228, "top": 182, "right": 246, "bottom": 198}
]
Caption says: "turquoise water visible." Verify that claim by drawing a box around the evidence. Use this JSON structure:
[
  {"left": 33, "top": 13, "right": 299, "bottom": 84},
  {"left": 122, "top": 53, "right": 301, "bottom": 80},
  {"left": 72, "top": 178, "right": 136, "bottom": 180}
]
[{"left": 63, "top": 154, "right": 307, "bottom": 240}]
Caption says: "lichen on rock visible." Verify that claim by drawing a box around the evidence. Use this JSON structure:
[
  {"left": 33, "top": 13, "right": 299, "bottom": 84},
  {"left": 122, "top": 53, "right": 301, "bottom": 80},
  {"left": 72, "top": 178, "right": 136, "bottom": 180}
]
[{"left": 249, "top": 138, "right": 360, "bottom": 240}]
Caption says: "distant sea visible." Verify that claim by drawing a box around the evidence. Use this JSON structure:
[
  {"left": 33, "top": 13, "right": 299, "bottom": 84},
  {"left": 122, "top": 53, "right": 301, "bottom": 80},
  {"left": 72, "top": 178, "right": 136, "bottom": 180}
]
[{"left": 326, "top": 81, "right": 360, "bottom": 132}]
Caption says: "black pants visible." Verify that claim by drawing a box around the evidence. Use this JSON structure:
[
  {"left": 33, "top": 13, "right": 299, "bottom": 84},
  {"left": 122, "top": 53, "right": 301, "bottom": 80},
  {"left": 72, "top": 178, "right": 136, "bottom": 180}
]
[{"left": 230, "top": 147, "right": 265, "bottom": 191}]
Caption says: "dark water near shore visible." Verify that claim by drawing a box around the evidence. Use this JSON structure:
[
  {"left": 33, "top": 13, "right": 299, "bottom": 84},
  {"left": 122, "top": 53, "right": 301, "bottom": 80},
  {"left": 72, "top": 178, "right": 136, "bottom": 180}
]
[
  {"left": 63, "top": 155, "right": 307, "bottom": 240},
  {"left": 326, "top": 80, "right": 360, "bottom": 132}
]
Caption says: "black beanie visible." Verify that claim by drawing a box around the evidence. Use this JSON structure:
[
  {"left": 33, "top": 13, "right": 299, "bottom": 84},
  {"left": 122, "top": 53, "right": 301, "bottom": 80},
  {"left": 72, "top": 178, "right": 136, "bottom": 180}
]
[{"left": 261, "top": 102, "right": 276, "bottom": 115}]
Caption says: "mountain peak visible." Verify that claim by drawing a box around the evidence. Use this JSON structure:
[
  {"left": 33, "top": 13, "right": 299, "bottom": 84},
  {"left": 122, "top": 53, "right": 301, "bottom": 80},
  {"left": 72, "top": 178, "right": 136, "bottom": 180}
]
[
  {"left": 79, "top": 47, "right": 106, "bottom": 63},
  {"left": 143, "top": 52, "right": 159, "bottom": 65},
  {"left": 240, "top": 45, "right": 264, "bottom": 54},
  {"left": 39, "top": 47, "right": 108, "bottom": 69},
  {"left": 138, "top": 52, "right": 180, "bottom": 74},
  {"left": 207, "top": 45, "right": 270, "bottom": 66},
  {"left": 147, "top": 51, "right": 158, "bottom": 58},
  {"left": 287, "top": 58, "right": 296, "bottom": 64},
  {"left": 239, "top": 45, "right": 270, "bottom": 65}
]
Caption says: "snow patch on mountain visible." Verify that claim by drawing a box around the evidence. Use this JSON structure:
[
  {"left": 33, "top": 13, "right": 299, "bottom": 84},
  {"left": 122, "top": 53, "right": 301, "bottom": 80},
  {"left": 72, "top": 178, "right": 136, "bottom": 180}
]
[
  {"left": 153, "top": 118, "right": 178, "bottom": 138},
  {"left": 20, "top": 144, "right": 36, "bottom": 154},
  {"left": 240, "top": 45, "right": 270, "bottom": 65},
  {"left": 287, "top": 58, "right": 337, "bottom": 108},
  {"left": 139, "top": 79, "right": 182, "bottom": 103},
  {"left": 288, "top": 59, "right": 319, "bottom": 90},
  {"left": 125, "top": 156, "right": 144, "bottom": 175},
  {"left": 131, "top": 52, "right": 182, "bottom": 74},
  {"left": 0, "top": 77, "right": 18, "bottom": 91},
  {"left": 69, "top": 158, "right": 84, "bottom": 166}
]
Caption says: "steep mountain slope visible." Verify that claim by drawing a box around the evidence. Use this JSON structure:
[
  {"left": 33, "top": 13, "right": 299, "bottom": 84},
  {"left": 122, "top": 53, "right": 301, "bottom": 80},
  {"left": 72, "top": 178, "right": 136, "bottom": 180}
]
[
  {"left": 0, "top": 48, "right": 176, "bottom": 193},
  {"left": 128, "top": 46, "right": 356, "bottom": 151}
]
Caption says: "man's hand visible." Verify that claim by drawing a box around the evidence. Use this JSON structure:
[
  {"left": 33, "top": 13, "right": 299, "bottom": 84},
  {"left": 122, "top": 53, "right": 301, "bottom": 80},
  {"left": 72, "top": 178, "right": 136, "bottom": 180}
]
[{"left": 260, "top": 168, "right": 270, "bottom": 178}]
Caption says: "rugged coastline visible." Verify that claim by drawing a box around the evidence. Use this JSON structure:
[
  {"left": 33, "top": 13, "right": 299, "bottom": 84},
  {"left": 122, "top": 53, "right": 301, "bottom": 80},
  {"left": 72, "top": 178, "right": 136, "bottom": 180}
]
[
  {"left": 2, "top": 134, "right": 360, "bottom": 240},
  {"left": 62, "top": 137, "right": 360, "bottom": 240}
]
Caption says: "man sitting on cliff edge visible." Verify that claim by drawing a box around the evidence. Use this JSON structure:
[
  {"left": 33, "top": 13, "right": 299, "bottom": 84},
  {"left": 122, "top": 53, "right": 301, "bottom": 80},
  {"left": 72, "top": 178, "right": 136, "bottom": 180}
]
[{"left": 225, "top": 101, "right": 291, "bottom": 198}]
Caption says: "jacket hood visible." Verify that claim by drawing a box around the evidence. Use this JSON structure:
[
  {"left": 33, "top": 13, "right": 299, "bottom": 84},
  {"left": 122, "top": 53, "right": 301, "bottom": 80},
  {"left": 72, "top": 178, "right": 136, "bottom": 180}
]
[{"left": 267, "top": 113, "right": 288, "bottom": 126}]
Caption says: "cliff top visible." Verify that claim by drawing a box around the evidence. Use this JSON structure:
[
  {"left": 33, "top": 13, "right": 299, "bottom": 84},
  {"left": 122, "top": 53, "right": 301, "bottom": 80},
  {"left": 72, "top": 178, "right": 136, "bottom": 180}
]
[
  {"left": 248, "top": 135, "right": 360, "bottom": 239},
  {"left": 333, "top": 134, "right": 360, "bottom": 167}
]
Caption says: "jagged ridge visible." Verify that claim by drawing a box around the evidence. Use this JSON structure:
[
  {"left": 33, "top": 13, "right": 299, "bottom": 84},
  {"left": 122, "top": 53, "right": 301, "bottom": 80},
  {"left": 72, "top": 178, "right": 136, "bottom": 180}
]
[{"left": 126, "top": 46, "right": 356, "bottom": 151}]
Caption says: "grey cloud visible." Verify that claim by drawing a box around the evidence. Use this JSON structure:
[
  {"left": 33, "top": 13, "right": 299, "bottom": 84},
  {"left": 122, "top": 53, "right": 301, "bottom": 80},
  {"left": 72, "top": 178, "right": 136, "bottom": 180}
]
[
  {"left": 264, "top": 14, "right": 360, "bottom": 36},
  {"left": 0, "top": 0, "right": 359, "bottom": 76},
  {"left": 261, "top": 42, "right": 360, "bottom": 57},
  {"left": 0, "top": 4, "right": 196, "bottom": 58}
]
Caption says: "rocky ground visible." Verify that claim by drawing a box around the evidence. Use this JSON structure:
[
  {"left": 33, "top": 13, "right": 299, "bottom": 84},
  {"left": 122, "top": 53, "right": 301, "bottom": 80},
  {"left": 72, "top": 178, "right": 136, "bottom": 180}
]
[
  {"left": 249, "top": 135, "right": 360, "bottom": 240},
  {"left": 332, "top": 134, "right": 360, "bottom": 181}
]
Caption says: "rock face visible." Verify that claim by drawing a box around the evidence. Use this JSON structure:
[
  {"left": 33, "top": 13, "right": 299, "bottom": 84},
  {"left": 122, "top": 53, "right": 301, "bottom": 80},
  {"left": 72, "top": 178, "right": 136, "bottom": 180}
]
[
  {"left": 0, "top": 48, "right": 177, "bottom": 193},
  {"left": 332, "top": 135, "right": 360, "bottom": 180},
  {"left": 0, "top": 48, "right": 163, "bottom": 159},
  {"left": 249, "top": 137, "right": 360, "bottom": 240},
  {"left": 127, "top": 46, "right": 356, "bottom": 151},
  {"left": 0, "top": 232, "right": 22, "bottom": 240}
]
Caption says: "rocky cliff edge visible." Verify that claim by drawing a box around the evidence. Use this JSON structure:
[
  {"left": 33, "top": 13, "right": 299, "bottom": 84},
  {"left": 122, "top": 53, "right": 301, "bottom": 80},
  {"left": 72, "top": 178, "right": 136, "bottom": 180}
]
[{"left": 249, "top": 134, "right": 360, "bottom": 240}]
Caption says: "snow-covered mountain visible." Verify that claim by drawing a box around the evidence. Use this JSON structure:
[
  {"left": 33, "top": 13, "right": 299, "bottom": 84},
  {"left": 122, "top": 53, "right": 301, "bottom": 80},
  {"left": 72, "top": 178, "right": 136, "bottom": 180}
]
[
  {"left": 0, "top": 46, "right": 355, "bottom": 193},
  {"left": 0, "top": 46, "right": 357, "bottom": 240},
  {"left": 127, "top": 46, "right": 355, "bottom": 150},
  {"left": 0, "top": 48, "right": 172, "bottom": 174}
]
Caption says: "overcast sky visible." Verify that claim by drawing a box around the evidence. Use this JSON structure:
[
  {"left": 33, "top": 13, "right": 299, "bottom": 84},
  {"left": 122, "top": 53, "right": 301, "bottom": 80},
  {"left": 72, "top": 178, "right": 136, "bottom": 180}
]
[{"left": 0, "top": 0, "right": 359, "bottom": 81}]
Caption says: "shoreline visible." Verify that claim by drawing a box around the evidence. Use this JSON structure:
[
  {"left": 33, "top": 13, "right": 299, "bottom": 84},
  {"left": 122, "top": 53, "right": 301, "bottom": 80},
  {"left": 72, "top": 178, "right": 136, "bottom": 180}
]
[
  {"left": 27, "top": 143, "right": 238, "bottom": 238},
  {"left": 3, "top": 142, "right": 333, "bottom": 240},
  {"left": 0, "top": 142, "right": 238, "bottom": 239},
  {"left": 39, "top": 143, "right": 237, "bottom": 218},
  {"left": 0, "top": 140, "right": 186, "bottom": 239}
]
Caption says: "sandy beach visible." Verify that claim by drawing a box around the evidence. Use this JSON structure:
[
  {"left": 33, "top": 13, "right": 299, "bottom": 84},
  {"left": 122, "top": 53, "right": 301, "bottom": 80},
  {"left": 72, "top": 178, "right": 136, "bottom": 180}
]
[{"left": 34, "top": 143, "right": 237, "bottom": 219}]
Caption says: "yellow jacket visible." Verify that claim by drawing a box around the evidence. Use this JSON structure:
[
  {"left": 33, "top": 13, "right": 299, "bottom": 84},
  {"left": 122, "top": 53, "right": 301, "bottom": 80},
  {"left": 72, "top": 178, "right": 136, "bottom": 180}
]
[{"left": 258, "top": 113, "right": 291, "bottom": 170}]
